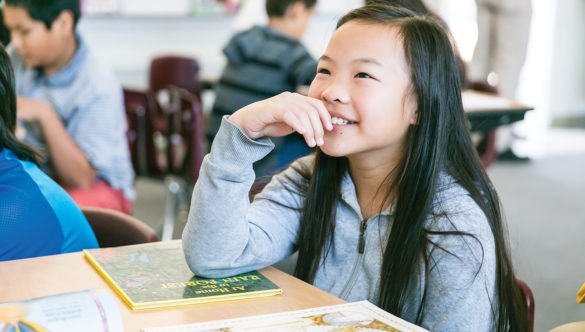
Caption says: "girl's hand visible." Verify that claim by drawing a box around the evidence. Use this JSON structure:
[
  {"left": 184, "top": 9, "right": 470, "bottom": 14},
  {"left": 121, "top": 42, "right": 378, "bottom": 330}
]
[{"left": 229, "top": 92, "right": 333, "bottom": 147}]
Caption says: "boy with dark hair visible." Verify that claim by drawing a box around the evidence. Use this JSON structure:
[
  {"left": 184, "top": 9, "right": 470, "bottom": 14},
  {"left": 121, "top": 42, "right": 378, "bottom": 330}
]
[
  {"left": 207, "top": 0, "right": 318, "bottom": 178},
  {"left": 2, "top": 0, "right": 135, "bottom": 213}
]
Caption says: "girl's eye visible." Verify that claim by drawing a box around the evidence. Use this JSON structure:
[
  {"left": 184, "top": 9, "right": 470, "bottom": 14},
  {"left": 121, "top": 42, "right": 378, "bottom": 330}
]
[
  {"left": 355, "top": 72, "right": 373, "bottom": 79},
  {"left": 316, "top": 68, "right": 330, "bottom": 75}
]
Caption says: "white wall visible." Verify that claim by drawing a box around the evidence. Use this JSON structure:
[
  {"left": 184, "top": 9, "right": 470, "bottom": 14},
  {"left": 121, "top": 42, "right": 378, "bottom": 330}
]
[
  {"left": 78, "top": 16, "right": 234, "bottom": 89},
  {"left": 547, "top": 0, "right": 585, "bottom": 120}
]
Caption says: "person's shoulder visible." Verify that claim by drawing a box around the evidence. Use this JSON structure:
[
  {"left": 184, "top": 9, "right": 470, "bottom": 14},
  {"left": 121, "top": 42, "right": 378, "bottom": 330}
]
[
  {"left": 289, "top": 154, "right": 315, "bottom": 172},
  {"left": 273, "top": 154, "right": 314, "bottom": 184},
  {"left": 430, "top": 173, "right": 489, "bottom": 230},
  {"left": 70, "top": 43, "right": 121, "bottom": 100},
  {"left": 433, "top": 173, "right": 474, "bottom": 206},
  {"left": 72, "top": 35, "right": 118, "bottom": 80}
]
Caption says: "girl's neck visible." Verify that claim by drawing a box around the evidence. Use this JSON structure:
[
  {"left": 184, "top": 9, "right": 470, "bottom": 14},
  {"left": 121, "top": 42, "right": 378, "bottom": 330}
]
[{"left": 349, "top": 158, "right": 398, "bottom": 220}]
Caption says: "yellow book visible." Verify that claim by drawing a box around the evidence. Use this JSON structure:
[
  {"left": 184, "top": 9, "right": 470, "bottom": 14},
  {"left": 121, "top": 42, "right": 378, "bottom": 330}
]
[
  {"left": 83, "top": 241, "right": 282, "bottom": 310},
  {"left": 577, "top": 282, "right": 585, "bottom": 303}
]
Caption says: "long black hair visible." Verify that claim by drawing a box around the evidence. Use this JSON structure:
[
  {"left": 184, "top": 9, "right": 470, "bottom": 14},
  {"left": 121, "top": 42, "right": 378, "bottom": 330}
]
[
  {"left": 0, "top": 44, "right": 40, "bottom": 163},
  {"left": 293, "top": 4, "right": 528, "bottom": 331}
]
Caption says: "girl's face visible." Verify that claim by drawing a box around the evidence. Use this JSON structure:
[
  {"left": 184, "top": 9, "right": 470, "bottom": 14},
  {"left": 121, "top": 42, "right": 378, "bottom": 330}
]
[{"left": 309, "top": 21, "right": 417, "bottom": 165}]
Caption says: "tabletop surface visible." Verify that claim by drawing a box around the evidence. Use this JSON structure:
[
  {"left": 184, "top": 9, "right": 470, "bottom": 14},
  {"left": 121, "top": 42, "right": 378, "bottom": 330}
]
[
  {"left": 461, "top": 90, "right": 533, "bottom": 132},
  {"left": 0, "top": 245, "right": 345, "bottom": 332}
]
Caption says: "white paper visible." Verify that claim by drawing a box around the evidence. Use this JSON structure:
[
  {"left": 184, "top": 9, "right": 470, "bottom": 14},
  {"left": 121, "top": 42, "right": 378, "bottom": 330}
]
[
  {"left": 0, "top": 289, "right": 123, "bottom": 332},
  {"left": 142, "top": 300, "right": 428, "bottom": 332}
]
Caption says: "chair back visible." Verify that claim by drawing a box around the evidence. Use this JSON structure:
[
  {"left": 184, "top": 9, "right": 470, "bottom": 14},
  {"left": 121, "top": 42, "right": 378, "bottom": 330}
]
[
  {"left": 123, "top": 86, "right": 204, "bottom": 183},
  {"left": 468, "top": 80, "right": 499, "bottom": 168},
  {"left": 82, "top": 207, "right": 159, "bottom": 247},
  {"left": 123, "top": 88, "right": 157, "bottom": 176},
  {"left": 152, "top": 86, "right": 205, "bottom": 184},
  {"left": 149, "top": 55, "right": 201, "bottom": 97},
  {"left": 516, "top": 277, "right": 535, "bottom": 332}
]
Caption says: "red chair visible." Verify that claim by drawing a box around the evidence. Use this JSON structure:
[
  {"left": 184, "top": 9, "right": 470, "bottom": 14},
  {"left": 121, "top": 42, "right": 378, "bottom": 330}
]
[
  {"left": 155, "top": 87, "right": 205, "bottom": 240},
  {"left": 148, "top": 55, "right": 202, "bottom": 97},
  {"left": 82, "top": 207, "right": 159, "bottom": 248},
  {"left": 516, "top": 277, "right": 535, "bottom": 332},
  {"left": 123, "top": 88, "right": 158, "bottom": 176},
  {"left": 468, "top": 80, "right": 499, "bottom": 168},
  {"left": 123, "top": 85, "right": 205, "bottom": 240}
]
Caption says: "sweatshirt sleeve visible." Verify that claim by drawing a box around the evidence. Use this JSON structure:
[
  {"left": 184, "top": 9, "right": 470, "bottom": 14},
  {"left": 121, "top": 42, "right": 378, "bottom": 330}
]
[{"left": 182, "top": 116, "right": 305, "bottom": 278}]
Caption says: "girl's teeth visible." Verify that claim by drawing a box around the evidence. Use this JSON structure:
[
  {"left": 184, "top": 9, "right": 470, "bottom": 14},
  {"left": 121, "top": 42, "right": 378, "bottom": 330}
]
[{"left": 331, "top": 117, "right": 349, "bottom": 125}]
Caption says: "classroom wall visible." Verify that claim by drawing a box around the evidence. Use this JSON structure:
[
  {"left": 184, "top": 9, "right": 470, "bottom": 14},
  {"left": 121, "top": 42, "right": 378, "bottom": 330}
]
[
  {"left": 548, "top": 0, "right": 585, "bottom": 121},
  {"left": 78, "top": 16, "right": 234, "bottom": 90}
]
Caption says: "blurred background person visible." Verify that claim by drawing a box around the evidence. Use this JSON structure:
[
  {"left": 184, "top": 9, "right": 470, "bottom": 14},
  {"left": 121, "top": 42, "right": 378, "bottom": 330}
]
[
  {"left": 468, "top": 0, "right": 532, "bottom": 161},
  {"left": 207, "top": 0, "right": 318, "bottom": 178}
]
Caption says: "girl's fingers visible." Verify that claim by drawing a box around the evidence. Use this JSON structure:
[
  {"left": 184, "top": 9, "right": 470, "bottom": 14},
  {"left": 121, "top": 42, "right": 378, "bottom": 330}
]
[
  {"left": 283, "top": 108, "right": 319, "bottom": 147},
  {"left": 308, "top": 99, "right": 333, "bottom": 145},
  {"left": 232, "top": 92, "right": 330, "bottom": 144}
]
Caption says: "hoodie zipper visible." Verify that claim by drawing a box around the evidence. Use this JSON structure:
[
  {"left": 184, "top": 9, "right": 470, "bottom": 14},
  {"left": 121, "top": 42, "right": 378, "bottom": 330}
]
[
  {"left": 358, "top": 219, "right": 368, "bottom": 254},
  {"left": 339, "top": 218, "right": 369, "bottom": 299}
]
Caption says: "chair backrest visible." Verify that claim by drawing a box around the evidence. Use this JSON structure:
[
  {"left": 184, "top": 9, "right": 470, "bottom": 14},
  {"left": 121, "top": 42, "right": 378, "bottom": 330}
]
[
  {"left": 149, "top": 55, "right": 201, "bottom": 97},
  {"left": 153, "top": 86, "right": 205, "bottom": 183},
  {"left": 123, "top": 86, "right": 205, "bottom": 184},
  {"left": 123, "top": 88, "right": 157, "bottom": 176},
  {"left": 82, "top": 207, "right": 159, "bottom": 248},
  {"left": 468, "top": 80, "right": 499, "bottom": 168},
  {"left": 516, "top": 277, "right": 535, "bottom": 332}
]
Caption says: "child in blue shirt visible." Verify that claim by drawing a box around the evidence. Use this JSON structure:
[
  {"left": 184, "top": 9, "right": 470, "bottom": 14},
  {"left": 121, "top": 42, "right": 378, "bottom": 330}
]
[
  {"left": 183, "top": 4, "right": 529, "bottom": 331},
  {"left": 0, "top": 43, "right": 98, "bottom": 261}
]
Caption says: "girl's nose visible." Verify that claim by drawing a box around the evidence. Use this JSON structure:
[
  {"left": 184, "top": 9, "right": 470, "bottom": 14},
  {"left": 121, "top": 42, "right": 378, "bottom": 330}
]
[{"left": 321, "top": 80, "right": 349, "bottom": 104}]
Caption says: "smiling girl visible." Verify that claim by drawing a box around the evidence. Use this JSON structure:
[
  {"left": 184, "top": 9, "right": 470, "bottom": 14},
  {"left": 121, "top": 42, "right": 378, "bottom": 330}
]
[{"left": 182, "top": 4, "right": 528, "bottom": 331}]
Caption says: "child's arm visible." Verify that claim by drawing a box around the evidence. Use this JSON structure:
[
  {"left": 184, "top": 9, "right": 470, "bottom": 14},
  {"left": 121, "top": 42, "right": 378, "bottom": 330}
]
[
  {"left": 182, "top": 118, "right": 302, "bottom": 277},
  {"left": 16, "top": 96, "right": 96, "bottom": 189},
  {"left": 183, "top": 93, "right": 330, "bottom": 278}
]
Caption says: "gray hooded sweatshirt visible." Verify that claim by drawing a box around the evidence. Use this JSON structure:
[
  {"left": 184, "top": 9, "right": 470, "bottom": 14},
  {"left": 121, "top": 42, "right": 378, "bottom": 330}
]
[{"left": 183, "top": 118, "right": 497, "bottom": 331}]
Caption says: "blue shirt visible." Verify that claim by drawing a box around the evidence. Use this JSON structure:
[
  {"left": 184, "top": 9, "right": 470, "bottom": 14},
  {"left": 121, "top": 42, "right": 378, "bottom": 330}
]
[
  {"left": 9, "top": 35, "right": 135, "bottom": 200},
  {"left": 0, "top": 149, "right": 99, "bottom": 261}
]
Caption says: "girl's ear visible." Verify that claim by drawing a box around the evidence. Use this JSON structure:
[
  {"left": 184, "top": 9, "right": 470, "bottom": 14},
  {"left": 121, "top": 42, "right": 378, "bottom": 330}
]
[
  {"left": 406, "top": 94, "right": 419, "bottom": 125},
  {"left": 409, "top": 110, "right": 419, "bottom": 125}
]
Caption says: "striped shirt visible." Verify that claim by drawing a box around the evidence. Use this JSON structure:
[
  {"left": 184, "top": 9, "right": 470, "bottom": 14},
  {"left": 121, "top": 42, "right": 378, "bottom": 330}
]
[
  {"left": 10, "top": 35, "right": 135, "bottom": 200},
  {"left": 207, "top": 26, "right": 317, "bottom": 177}
]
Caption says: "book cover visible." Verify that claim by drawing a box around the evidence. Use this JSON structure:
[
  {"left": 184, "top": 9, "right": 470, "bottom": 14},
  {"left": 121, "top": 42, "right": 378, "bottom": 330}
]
[
  {"left": 0, "top": 289, "right": 123, "bottom": 332},
  {"left": 83, "top": 241, "right": 282, "bottom": 310},
  {"left": 142, "top": 300, "right": 429, "bottom": 332}
]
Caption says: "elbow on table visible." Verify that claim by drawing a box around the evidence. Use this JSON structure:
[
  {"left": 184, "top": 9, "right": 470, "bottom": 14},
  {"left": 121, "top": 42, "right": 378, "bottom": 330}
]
[{"left": 182, "top": 240, "right": 229, "bottom": 278}]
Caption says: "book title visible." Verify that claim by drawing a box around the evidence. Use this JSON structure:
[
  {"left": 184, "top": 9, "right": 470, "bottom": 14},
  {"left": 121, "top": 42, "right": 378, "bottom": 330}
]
[{"left": 160, "top": 275, "right": 262, "bottom": 295}]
